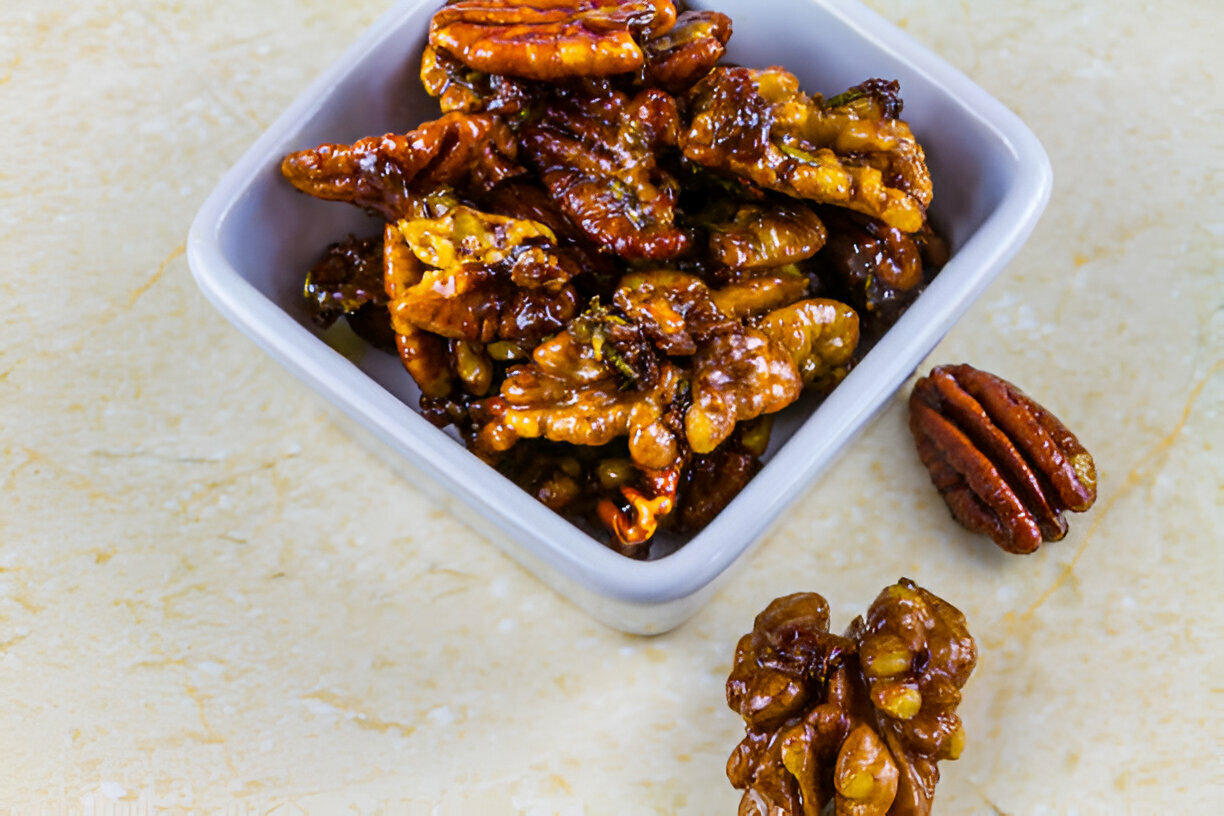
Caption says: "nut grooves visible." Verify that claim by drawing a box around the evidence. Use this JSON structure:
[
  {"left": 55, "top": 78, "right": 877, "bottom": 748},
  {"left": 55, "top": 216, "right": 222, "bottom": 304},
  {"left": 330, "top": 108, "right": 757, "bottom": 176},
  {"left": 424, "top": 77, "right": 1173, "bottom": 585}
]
[{"left": 909, "top": 363, "right": 1097, "bottom": 553}]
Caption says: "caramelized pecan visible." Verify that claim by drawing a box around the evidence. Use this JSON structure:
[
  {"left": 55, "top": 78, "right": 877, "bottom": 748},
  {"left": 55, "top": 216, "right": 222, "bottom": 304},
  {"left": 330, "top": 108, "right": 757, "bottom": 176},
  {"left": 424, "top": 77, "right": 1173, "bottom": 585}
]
[
  {"left": 909, "top": 364, "right": 1098, "bottom": 554},
  {"left": 521, "top": 87, "right": 690, "bottom": 260},
  {"left": 429, "top": 0, "right": 678, "bottom": 82},
  {"left": 281, "top": 112, "right": 523, "bottom": 220}
]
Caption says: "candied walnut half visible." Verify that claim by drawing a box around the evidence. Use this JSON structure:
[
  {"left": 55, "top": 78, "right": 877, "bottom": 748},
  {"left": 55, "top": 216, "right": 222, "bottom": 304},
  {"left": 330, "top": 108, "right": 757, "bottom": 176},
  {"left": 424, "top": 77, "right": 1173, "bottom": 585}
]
[
  {"left": 475, "top": 333, "right": 684, "bottom": 471},
  {"left": 759, "top": 298, "right": 860, "bottom": 391},
  {"left": 727, "top": 580, "right": 977, "bottom": 816},
  {"left": 682, "top": 67, "right": 932, "bottom": 232},
  {"left": 521, "top": 87, "right": 690, "bottom": 260},
  {"left": 387, "top": 205, "right": 580, "bottom": 345},
  {"left": 430, "top": 0, "right": 678, "bottom": 82},
  {"left": 909, "top": 364, "right": 1098, "bottom": 554},
  {"left": 685, "top": 326, "right": 803, "bottom": 454},
  {"left": 281, "top": 112, "right": 523, "bottom": 221},
  {"left": 612, "top": 269, "right": 731, "bottom": 355}
]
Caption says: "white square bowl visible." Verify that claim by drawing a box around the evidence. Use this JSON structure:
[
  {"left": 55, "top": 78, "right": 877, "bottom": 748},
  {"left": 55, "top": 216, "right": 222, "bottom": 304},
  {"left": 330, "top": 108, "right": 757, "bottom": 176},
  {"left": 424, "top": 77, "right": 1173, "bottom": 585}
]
[{"left": 188, "top": 0, "right": 1051, "bottom": 634}]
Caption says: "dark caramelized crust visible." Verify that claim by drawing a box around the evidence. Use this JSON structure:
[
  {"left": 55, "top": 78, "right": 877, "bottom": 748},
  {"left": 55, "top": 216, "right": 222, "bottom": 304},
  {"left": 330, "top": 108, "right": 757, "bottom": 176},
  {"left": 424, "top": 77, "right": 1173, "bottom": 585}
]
[
  {"left": 429, "top": 0, "right": 678, "bottom": 82},
  {"left": 521, "top": 87, "right": 690, "bottom": 260},
  {"left": 281, "top": 112, "right": 523, "bottom": 220}
]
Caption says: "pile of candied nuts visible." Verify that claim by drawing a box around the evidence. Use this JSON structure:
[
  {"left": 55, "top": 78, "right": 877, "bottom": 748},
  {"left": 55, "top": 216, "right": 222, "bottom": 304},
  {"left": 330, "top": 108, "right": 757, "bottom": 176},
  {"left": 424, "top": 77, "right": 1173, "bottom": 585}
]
[{"left": 282, "top": 0, "right": 950, "bottom": 557}]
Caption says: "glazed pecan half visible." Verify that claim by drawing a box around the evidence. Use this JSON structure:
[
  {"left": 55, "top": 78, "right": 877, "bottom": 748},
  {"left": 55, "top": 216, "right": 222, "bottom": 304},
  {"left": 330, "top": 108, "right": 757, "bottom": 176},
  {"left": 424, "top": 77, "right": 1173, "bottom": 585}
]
[
  {"left": 281, "top": 112, "right": 523, "bottom": 221},
  {"left": 909, "top": 364, "right": 1098, "bottom": 554},
  {"left": 429, "top": 0, "right": 677, "bottom": 82}
]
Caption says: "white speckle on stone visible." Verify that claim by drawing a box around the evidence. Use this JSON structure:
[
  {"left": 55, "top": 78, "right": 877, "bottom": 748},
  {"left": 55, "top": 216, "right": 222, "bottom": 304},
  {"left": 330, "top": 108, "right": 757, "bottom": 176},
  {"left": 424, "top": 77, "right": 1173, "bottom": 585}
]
[
  {"left": 304, "top": 698, "right": 340, "bottom": 716},
  {"left": 427, "top": 705, "right": 455, "bottom": 726},
  {"left": 197, "top": 660, "right": 224, "bottom": 676},
  {"left": 497, "top": 618, "right": 516, "bottom": 633},
  {"left": 99, "top": 781, "right": 126, "bottom": 800},
  {"left": 1122, "top": 596, "right": 1136, "bottom": 609},
  {"left": 490, "top": 576, "right": 510, "bottom": 598},
  {"left": 260, "top": 738, "right": 274, "bottom": 752}
]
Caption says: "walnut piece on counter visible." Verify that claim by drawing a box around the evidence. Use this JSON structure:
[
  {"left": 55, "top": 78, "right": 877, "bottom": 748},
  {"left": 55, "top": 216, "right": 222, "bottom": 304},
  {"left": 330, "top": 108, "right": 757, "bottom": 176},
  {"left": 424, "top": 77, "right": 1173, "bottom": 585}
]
[{"left": 727, "top": 580, "right": 977, "bottom": 816}]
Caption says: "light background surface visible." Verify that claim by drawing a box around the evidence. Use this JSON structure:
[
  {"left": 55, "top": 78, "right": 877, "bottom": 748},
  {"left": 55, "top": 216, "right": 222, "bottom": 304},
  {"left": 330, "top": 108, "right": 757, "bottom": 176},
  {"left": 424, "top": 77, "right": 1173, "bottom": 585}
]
[{"left": 1, "top": 1, "right": 1221, "bottom": 813}]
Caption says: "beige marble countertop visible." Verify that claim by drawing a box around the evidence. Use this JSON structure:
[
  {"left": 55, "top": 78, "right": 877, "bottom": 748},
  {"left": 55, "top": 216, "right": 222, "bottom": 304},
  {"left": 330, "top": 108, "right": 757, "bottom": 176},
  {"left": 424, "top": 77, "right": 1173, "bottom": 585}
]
[{"left": 2, "top": 1, "right": 1221, "bottom": 813}]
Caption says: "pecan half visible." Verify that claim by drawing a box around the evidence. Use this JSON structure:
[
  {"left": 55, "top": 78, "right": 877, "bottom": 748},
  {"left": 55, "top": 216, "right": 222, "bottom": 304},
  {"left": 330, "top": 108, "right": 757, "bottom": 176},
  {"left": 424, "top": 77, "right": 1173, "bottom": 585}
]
[
  {"left": 909, "top": 364, "right": 1098, "bottom": 554},
  {"left": 281, "top": 112, "right": 523, "bottom": 221},
  {"left": 521, "top": 87, "right": 690, "bottom": 260},
  {"left": 429, "top": 0, "right": 678, "bottom": 82}
]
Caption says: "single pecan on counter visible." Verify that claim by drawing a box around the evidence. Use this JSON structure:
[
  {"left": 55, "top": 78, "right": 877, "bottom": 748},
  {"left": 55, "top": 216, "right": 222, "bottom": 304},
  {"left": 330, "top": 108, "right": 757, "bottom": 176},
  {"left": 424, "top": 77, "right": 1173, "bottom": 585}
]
[
  {"left": 909, "top": 364, "right": 1098, "bottom": 554},
  {"left": 727, "top": 580, "right": 976, "bottom": 816}
]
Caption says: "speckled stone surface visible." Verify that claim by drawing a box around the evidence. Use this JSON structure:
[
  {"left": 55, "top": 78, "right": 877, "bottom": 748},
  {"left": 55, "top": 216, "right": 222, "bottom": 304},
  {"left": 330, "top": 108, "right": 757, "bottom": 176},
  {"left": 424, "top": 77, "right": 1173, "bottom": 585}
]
[{"left": 1, "top": 1, "right": 1221, "bottom": 813}]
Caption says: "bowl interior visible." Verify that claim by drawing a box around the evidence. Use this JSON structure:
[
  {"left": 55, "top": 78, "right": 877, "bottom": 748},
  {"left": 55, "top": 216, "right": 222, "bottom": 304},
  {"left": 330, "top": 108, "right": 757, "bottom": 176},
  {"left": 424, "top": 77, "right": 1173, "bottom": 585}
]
[{"left": 197, "top": 0, "right": 1040, "bottom": 602}]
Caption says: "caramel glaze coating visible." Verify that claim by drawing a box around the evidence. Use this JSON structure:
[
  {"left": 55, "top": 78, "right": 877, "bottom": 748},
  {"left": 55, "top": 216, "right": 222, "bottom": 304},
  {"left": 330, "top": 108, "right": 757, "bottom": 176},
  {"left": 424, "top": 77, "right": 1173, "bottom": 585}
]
[
  {"left": 675, "top": 418, "right": 768, "bottom": 530},
  {"left": 758, "top": 298, "right": 860, "bottom": 392},
  {"left": 909, "top": 364, "right": 1097, "bottom": 554},
  {"left": 281, "top": 112, "right": 523, "bottom": 221},
  {"left": 476, "top": 349, "right": 684, "bottom": 471},
  {"left": 638, "top": 9, "right": 732, "bottom": 93},
  {"left": 420, "top": 43, "right": 534, "bottom": 115},
  {"left": 681, "top": 67, "right": 932, "bottom": 232},
  {"left": 707, "top": 199, "right": 828, "bottom": 270},
  {"left": 686, "top": 325, "right": 802, "bottom": 454},
  {"left": 302, "top": 234, "right": 385, "bottom": 329},
  {"left": 521, "top": 87, "right": 690, "bottom": 260},
  {"left": 301, "top": 234, "right": 397, "bottom": 352},
  {"left": 430, "top": 0, "right": 677, "bottom": 82},
  {"left": 727, "top": 580, "right": 977, "bottom": 816}
]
